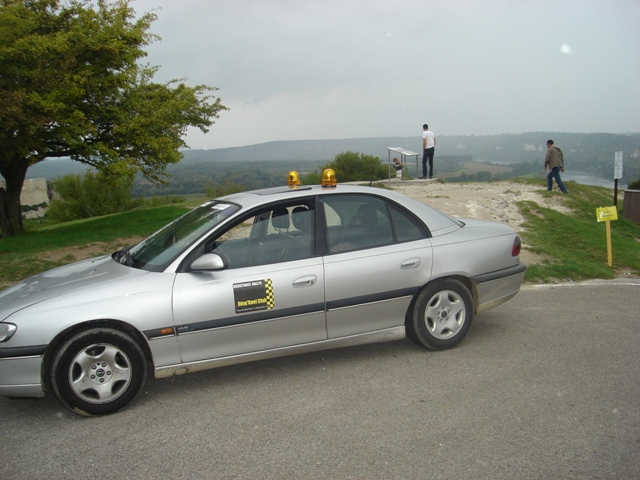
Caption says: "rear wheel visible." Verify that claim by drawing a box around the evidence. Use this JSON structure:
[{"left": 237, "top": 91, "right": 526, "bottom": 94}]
[
  {"left": 50, "top": 327, "right": 147, "bottom": 416},
  {"left": 408, "top": 279, "right": 474, "bottom": 350}
]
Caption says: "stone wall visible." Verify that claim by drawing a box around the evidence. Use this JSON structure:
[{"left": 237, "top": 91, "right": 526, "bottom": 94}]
[{"left": 0, "top": 178, "right": 52, "bottom": 219}]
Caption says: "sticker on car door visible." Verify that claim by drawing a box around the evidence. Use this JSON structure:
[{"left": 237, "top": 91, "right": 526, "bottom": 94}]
[{"left": 233, "top": 279, "right": 274, "bottom": 313}]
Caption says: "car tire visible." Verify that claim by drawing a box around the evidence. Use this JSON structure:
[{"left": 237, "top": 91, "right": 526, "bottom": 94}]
[
  {"left": 50, "top": 327, "right": 147, "bottom": 416},
  {"left": 408, "top": 279, "right": 474, "bottom": 351}
]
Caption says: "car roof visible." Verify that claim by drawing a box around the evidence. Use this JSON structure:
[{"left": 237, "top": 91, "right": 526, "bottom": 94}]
[
  {"left": 218, "top": 183, "right": 461, "bottom": 233},
  {"left": 219, "top": 184, "right": 412, "bottom": 209}
]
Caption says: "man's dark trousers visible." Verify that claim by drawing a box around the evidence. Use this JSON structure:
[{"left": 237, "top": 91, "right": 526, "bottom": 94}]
[{"left": 422, "top": 147, "right": 435, "bottom": 178}]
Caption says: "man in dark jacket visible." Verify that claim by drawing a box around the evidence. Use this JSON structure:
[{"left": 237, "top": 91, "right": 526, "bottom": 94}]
[{"left": 544, "top": 139, "right": 568, "bottom": 194}]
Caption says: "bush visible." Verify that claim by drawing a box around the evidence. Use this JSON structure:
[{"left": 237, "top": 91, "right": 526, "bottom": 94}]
[
  {"left": 47, "top": 171, "right": 142, "bottom": 221},
  {"left": 206, "top": 181, "right": 245, "bottom": 198},
  {"left": 302, "top": 171, "right": 322, "bottom": 185},
  {"left": 303, "top": 151, "right": 388, "bottom": 184},
  {"left": 628, "top": 178, "right": 640, "bottom": 190}
]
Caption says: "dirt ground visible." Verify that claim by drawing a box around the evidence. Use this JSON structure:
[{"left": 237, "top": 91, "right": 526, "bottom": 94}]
[
  {"left": 39, "top": 236, "right": 145, "bottom": 264},
  {"left": 390, "top": 178, "right": 567, "bottom": 227}
]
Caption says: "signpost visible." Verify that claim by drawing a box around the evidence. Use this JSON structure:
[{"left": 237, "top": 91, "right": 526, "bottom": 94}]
[
  {"left": 613, "top": 151, "right": 623, "bottom": 206},
  {"left": 596, "top": 206, "right": 618, "bottom": 267}
]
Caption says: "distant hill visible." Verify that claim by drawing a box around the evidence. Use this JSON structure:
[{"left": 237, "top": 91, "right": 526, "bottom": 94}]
[
  {"left": 26, "top": 132, "right": 640, "bottom": 181},
  {"left": 177, "top": 132, "right": 640, "bottom": 165}
]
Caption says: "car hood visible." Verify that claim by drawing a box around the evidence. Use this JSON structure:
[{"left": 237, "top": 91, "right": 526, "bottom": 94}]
[{"left": 0, "top": 255, "right": 147, "bottom": 321}]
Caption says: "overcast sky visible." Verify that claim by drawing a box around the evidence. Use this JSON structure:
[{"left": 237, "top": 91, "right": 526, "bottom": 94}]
[{"left": 134, "top": 0, "right": 640, "bottom": 149}]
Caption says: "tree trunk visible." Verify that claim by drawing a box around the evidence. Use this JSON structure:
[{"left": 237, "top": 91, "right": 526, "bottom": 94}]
[{"left": 0, "top": 161, "right": 28, "bottom": 238}]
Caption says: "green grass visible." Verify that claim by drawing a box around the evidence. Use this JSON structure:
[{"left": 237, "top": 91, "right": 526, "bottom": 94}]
[
  {"left": 3, "top": 205, "right": 190, "bottom": 254},
  {"left": 516, "top": 179, "right": 640, "bottom": 282},
  {"left": 0, "top": 205, "right": 190, "bottom": 286}
]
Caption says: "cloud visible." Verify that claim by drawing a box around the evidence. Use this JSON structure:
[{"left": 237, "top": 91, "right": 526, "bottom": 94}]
[
  {"left": 134, "top": 0, "right": 640, "bottom": 148},
  {"left": 561, "top": 44, "right": 574, "bottom": 54}
]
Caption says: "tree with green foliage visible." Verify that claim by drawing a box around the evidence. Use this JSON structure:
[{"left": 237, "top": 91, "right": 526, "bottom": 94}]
[
  {"left": 303, "top": 151, "right": 388, "bottom": 184},
  {"left": 0, "top": 0, "right": 228, "bottom": 237}
]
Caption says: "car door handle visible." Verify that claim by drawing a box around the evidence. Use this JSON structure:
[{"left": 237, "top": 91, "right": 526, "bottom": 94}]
[
  {"left": 400, "top": 258, "right": 421, "bottom": 269},
  {"left": 292, "top": 275, "right": 318, "bottom": 288}
]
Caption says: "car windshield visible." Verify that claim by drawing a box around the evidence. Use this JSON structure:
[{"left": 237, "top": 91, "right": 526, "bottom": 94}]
[{"left": 119, "top": 201, "right": 240, "bottom": 271}]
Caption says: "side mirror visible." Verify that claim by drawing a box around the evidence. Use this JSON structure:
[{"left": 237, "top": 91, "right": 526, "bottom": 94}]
[{"left": 190, "top": 253, "right": 226, "bottom": 272}]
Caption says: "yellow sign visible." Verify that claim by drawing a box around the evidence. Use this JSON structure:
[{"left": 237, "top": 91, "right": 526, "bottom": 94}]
[
  {"left": 595, "top": 207, "right": 617, "bottom": 267},
  {"left": 596, "top": 206, "right": 618, "bottom": 223}
]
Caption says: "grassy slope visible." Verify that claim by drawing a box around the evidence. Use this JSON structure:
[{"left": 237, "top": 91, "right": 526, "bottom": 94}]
[
  {"left": 0, "top": 205, "right": 190, "bottom": 287},
  {"left": 516, "top": 180, "right": 639, "bottom": 282}
]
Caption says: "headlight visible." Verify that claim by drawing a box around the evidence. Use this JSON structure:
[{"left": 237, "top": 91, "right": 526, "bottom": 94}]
[{"left": 0, "top": 323, "right": 17, "bottom": 342}]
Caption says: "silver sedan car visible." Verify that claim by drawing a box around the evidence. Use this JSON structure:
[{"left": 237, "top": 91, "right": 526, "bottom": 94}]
[{"left": 0, "top": 174, "right": 525, "bottom": 415}]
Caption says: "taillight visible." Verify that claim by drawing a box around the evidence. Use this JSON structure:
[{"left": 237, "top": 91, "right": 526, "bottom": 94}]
[{"left": 512, "top": 236, "right": 521, "bottom": 257}]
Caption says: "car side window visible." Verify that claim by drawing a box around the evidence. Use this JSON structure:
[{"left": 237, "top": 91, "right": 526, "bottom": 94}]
[
  {"left": 322, "top": 195, "right": 393, "bottom": 253},
  {"left": 388, "top": 203, "right": 425, "bottom": 242},
  {"left": 208, "top": 203, "right": 314, "bottom": 268}
]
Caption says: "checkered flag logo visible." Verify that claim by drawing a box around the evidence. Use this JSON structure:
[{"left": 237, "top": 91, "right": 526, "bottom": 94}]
[{"left": 265, "top": 279, "right": 274, "bottom": 309}]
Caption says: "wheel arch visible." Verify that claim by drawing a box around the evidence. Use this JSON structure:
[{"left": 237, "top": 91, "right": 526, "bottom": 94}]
[
  {"left": 41, "top": 319, "right": 153, "bottom": 394},
  {"left": 405, "top": 274, "right": 480, "bottom": 326}
]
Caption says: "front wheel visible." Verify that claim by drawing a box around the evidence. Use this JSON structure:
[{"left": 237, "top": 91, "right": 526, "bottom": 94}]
[
  {"left": 408, "top": 279, "right": 474, "bottom": 351},
  {"left": 50, "top": 327, "right": 147, "bottom": 416}
]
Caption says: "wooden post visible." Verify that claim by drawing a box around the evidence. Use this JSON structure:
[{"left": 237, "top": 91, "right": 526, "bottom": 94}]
[
  {"left": 596, "top": 206, "right": 617, "bottom": 267},
  {"left": 605, "top": 220, "right": 613, "bottom": 267}
]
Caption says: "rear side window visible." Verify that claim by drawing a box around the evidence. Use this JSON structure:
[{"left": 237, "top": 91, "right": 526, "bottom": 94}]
[{"left": 388, "top": 203, "right": 425, "bottom": 242}]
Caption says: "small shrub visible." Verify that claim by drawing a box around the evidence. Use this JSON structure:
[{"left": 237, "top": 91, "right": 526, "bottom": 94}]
[
  {"left": 302, "top": 151, "right": 388, "bottom": 184},
  {"left": 48, "top": 171, "right": 142, "bottom": 221},
  {"left": 206, "top": 181, "right": 245, "bottom": 198},
  {"left": 302, "top": 171, "right": 322, "bottom": 185}
]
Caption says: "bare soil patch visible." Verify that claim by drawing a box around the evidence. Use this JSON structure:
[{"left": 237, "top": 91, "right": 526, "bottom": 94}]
[
  {"left": 39, "top": 236, "right": 144, "bottom": 263},
  {"left": 391, "top": 179, "right": 571, "bottom": 228}
]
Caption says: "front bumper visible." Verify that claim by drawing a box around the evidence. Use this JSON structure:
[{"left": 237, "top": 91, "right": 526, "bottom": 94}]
[
  {"left": 473, "top": 263, "right": 527, "bottom": 314},
  {"left": 0, "top": 355, "right": 45, "bottom": 398}
]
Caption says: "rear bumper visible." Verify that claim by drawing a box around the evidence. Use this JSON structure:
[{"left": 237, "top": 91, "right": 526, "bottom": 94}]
[
  {"left": 0, "top": 355, "right": 45, "bottom": 398},
  {"left": 473, "top": 263, "right": 526, "bottom": 314}
]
